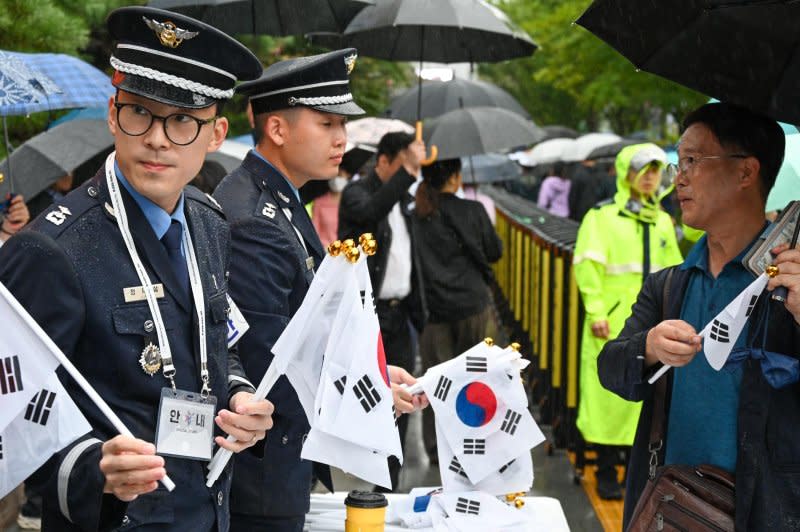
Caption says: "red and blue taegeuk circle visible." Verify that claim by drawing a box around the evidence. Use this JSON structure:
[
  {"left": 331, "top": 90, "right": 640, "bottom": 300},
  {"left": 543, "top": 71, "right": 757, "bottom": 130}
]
[{"left": 455, "top": 382, "right": 497, "bottom": 427}]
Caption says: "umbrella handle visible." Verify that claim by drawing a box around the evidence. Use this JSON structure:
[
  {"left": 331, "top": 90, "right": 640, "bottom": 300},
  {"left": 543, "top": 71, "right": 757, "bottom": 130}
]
[{"left": 415, "top": 121, "right": 438, "bottom": 166}]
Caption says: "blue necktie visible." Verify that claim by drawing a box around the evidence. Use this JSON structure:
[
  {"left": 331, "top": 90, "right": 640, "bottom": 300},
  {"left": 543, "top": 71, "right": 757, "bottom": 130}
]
[{"left": 161, "top": 220, "right": 189, "bottom": 297}]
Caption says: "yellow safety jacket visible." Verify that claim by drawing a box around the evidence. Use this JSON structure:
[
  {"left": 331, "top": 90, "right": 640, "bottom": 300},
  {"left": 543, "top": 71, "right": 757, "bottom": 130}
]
[{"left": 573, "top": 144, "right": 683, "bottom": 445}]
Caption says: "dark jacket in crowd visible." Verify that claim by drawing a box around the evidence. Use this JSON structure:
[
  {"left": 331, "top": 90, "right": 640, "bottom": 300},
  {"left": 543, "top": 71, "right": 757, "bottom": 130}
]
[
  {"left": 599, "top": 266, "right": 800, "bottom": 531},
  {"left": 568, "top": 164, "right": 615, "bottom": 222},
  {"left": 416, "top": 193, "right": 502, "bottom": 323},
  {"left": 0, "top": 171, "right": 252, "bottom": 531},
  {"left": 337, "top": 168, "right": 427, "bottom": 331}
]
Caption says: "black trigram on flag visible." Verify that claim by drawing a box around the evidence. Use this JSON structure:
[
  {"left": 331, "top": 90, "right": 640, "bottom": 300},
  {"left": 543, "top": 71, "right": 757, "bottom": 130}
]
[
  {"left": 0, "top": 435, "right": 3, "bottom": 460},
  {"left": 746, "top": 294, "right": 758, "bottom": 317},
  {"left": 500, "top": 409, "right": 522, "bottom": 436},
  {"left": 465, "top": 356, "right": 487, "bottom": 372},
  {"left": 434, "top": 375, "right": 452, "bottom": 401},
  {"left": 709, "top": 319, "right": 730, "bottom": 343},
  {"left": 24, "top": 389, "right": 56, "bottom": 426},
  {"left": 455, "top": 497, "right": 480, "bottom": 515},
  {"left": 334, "top": 375, "right": 347, "bottom": 395},
  {"left": 463, "top": 438, "right": 486, "bottom": 455},
  {"left": 448, "top": 456, "right": 468, "bottom": 479},
  {"left": 499, "top": 459, "right": 516, "bottom": 474},
  {"left": 0, "top": 355, "right": 23, "bottom": 395},
  {"left": 353, "top": 375, "right": 382, "bottom": 413}
]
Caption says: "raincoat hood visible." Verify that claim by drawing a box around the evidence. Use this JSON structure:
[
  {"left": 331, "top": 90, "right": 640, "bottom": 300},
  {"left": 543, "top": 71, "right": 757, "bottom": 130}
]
[{"left": 614, "top": 143, "right": 668, "bottom": 222}]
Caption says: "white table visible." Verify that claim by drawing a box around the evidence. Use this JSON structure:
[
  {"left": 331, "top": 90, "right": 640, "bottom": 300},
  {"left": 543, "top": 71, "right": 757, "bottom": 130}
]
[{"left": 305, "top": 492, "right": 570, "bottom": 531}]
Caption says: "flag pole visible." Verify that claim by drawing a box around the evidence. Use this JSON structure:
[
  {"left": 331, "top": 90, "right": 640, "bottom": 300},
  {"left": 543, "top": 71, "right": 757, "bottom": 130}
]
[{"left": 0, "top": 282, "right": 175, "bottom": 490}]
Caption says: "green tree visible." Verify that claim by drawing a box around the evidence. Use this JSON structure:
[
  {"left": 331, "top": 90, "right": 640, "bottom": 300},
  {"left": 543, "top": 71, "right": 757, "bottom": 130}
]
[{"left": 481, "top": 0, "right": 706, "bottom": 139}]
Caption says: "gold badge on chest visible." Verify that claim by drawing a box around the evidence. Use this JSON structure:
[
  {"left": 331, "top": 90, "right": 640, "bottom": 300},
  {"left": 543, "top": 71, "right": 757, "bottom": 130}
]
[{"left": 139, "top": 342, "right": 162, "bottom": 376}]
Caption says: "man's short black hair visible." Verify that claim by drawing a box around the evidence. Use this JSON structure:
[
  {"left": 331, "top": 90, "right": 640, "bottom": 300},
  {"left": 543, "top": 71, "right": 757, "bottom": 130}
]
[
  {"left": 377, "top": 131, "right": 415, "bottom": 161},
  {"left": 682, "top": 103, "right": 784, "bottom": 200}
]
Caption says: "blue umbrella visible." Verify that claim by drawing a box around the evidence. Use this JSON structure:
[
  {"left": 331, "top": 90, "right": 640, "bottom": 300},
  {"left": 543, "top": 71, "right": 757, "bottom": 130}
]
[
  {"left": 0, "top": 51, "right": 113, "bottom": 117},
  {"left": 0, "top": 50, "right": 113, "bottom": 193}
]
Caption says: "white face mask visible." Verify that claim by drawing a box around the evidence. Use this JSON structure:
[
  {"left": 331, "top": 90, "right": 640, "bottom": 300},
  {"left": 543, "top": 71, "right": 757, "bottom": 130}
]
[{"left": 329, "top": 176, "right": 348, "bottom": 193}]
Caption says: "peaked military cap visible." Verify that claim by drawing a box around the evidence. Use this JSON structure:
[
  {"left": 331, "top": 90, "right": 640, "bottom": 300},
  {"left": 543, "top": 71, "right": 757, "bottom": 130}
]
[
  {"left": 238, "top": 48, "right": 365, "bottom": 116},
  {"left": 107, "top": 6, "right": 262, "bottom": 109}
]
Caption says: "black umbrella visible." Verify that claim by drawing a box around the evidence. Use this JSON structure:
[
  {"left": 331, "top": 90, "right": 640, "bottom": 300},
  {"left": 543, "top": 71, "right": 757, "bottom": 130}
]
[
  {"left": 585, "top": 139, "right": 639, "bottom": 162},
  {"left": 386, "top": 78, "right": 530, "bottom": 123},
  {"left": 461, "top": 152, "right": 521, "bottom": 184},
  {"left": 422, "top": 106, "right": 544, "bottom": 160},
  {"left": 0, "top": 119, "right": 113, "bottom": 200},
  {"left": 540, "top": 125, "right": 579, "bottom": 141},
  {"left": 312, "top": 0, "right": 537, "bottom": 163},
  {"left": 576, "top": 0, "right": 800, "bottom": 124},
  {"left": 148, "top": 0, "right": 373, "bottom": 36}
]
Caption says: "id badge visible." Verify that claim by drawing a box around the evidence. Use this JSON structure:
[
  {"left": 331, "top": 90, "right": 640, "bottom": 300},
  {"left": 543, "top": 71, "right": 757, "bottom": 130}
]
[{"left": 155, "top": 388, "right": 217, "bottom": 461}]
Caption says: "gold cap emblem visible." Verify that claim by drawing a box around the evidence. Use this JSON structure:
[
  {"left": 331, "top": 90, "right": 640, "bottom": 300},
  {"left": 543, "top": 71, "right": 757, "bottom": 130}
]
[
  {"left": 143, "top": 16, "right": 199, "bottom": 48},
  {"left": 344, "top": 53, "right": 357, "bottom": 75}
]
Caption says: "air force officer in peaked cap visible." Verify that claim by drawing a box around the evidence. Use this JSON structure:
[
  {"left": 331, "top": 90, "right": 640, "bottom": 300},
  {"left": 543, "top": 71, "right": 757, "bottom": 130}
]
[
  {"left": 0, "top": 6, "right": 274, "bottom": 531},
  {"left": 213, "top": 49, "right": 364, "bottom": 531}
]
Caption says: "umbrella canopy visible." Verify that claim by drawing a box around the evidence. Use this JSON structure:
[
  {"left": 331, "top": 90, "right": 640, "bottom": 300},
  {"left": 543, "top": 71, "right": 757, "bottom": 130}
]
[
  {"left": 386, "top": 78, "right": 530, "bottom": 123},
  {"left": 345, "top": 117, "right": 414, "bottom": 146},
  {"left": 576, "top": 0, "right": 800, "bottom": 124},
  {"left": 767, "top": 134, "right": 800, "bottom": 213},
  {"left": 421, "top": 106, "right": 544, "bottom": 160},
  {"left": 0, "top": 51, "right": 113, "bottom": 117},
  {"left": 585, "top": 139, "right": 639, "bottom": 162},
  {"left": 0, "top": 119, "right": 112, "bottom": 199},
  {"left": 512, "top": 137, "right": 575, "bottom": 168},
  {"left": 540, "top": 125, "right": 579, "bottom": 141},
  {"left": 311, "top": 0, "right": 536, "bottom": 63},
  {"left": 148, "top": 0, "right": 373, "bottom": 36},
  {"left": 560, "top": 132, "right": 621, "bottom": 163},
  {"left": 460, "top": 152, "right": 521, "bottom": 184}
]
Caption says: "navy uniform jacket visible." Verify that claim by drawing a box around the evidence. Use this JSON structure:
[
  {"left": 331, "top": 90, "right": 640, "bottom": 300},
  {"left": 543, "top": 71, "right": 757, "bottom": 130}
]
[
  {"left": 213, "top": 151, "right": 332, "bottom": 519},
  {"left": 0, "top": 169, "right": 254, "bottom": 531}
]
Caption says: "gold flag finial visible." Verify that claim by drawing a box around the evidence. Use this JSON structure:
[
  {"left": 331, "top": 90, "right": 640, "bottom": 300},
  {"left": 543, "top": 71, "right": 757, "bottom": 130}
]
[
  {"left": 514, "top": 499, "right": 525, "bottom": 509},
  {"left": 484, "top": 337, "right": 494, "bottom": 346},
  {"left": 328, "top": 240, "right": 343, "bottom": 256},
  {"left": 362, "top": 239, "right": 377, "bottom": 256},
  {"left": 345, "top": 245, "right": 360, "bottom": 264},
  {"left": 766, "top": 264, "right": 780, "bottom": 278},
  {"left": 510, "top": 342, "right": 521, "bottom": 352}
]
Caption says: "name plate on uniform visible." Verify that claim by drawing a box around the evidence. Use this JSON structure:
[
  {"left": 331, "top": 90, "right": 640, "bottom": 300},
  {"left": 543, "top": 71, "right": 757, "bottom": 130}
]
[{"left": 123, "top": 284, "right": 165, "bottom": 302}]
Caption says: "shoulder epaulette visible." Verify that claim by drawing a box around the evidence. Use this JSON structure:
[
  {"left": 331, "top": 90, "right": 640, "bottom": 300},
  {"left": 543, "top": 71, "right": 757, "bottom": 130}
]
[{"left": 32, "top": 182, "right": 102, "bottom": 239}]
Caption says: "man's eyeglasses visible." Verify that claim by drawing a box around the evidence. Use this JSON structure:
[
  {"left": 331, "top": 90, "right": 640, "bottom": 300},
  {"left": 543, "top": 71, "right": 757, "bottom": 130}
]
[
  {"left": 665, "top": 153, "right": 750, "bottom": 183},
  {"left": 114, "top": 102, "right": 217, "bottom": 146}
]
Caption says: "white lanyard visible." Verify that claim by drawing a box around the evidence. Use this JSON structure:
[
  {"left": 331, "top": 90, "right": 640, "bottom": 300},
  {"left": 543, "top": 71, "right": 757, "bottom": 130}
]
[{"left": 104, "top": 153, "right": 211, "bottom": 396}]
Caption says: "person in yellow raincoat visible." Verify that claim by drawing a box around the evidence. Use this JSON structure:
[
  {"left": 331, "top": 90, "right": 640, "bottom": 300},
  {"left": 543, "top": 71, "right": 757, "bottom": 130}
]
[{"left": 573, "top": 143, "right": 683, "bottom": 499}]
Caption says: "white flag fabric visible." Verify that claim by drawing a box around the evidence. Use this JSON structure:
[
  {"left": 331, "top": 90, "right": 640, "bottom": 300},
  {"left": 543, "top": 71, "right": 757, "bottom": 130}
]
[
  {"left": 420, "top": 342, "right": 544, "bottom": 485},
  {"left": 0, "top": 372, "right": 91, "bottom": 498},
  {"left": 429, "top": 491, "right": 530, "bottom": 531},
  {"left": 436, "top": 420, "right": 533, "bottom": 495},
  {"left": 701, "top": 273, "right": 769, "bottom": 370},
  {"left": 0, "top": 283, "right": 61, "bottom": 431},
  {"left": 301, "top": 255, "right": 401, "bottom": 488},
  {"left": 271, "top": 253, "right": 351, "bottom": 424}
]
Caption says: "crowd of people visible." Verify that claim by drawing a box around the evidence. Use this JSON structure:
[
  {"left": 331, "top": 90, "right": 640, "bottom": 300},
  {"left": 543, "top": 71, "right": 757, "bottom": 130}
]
[{"left": 1, "top": 5, "right": 800, "bottom": 532}]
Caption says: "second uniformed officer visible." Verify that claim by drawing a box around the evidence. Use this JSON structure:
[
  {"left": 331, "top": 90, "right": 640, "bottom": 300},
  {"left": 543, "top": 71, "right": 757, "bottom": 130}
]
[
  {"left": 0, "top": 7, "right": 274, "bottom": 531},
  {"left": 213, "top": 49, "right": 365, "bottom": 530}
]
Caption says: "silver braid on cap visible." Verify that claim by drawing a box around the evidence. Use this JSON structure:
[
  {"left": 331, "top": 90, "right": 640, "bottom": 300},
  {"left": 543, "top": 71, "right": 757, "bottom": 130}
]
[
  {"left": 110, "top": 56, "right": 234, "bottom": 99},
  {"left": 287, "top": 93, "right": 353, "bottom": 106}
]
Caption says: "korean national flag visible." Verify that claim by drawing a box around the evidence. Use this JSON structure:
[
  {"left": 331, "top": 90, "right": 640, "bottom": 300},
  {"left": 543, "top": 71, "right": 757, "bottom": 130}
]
[
  {"left": 701, "top": 272, "right": 769, "bottom": 370},
  {"left": 271, "top": 253, "right": 352, "bottom": 424},
  {"left": 431, "top": 491, "right": 530, "bottom": 531},
  {"left": 421, "top": 342, "right": 545, "bottom": 484},
  {"left": 0, "top": 372, "right": 91, "bottom": 498},
  {"left": 436, "top": 418, "right": 533, "bottom": 495},
  {"left": 0, "top": 283, "right": 62, "bottom": 432}
]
